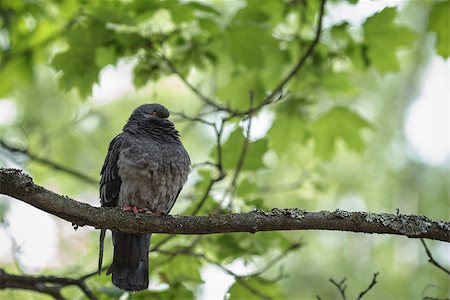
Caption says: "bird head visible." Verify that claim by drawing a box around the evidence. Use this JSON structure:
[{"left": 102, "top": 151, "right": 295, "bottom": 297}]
[{"left": 123, "top": 103, "right": 178, "bottom": 138}]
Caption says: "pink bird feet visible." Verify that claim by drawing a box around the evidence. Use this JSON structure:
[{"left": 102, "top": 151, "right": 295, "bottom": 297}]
[
  {"left": 122, "top": 205, "right": 140, "bottom": 218},
  {"left": 121, "top": 206, "right": 165, "bottom": 218}
]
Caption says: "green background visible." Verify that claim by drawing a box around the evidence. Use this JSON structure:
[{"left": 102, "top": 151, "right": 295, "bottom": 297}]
[{"left": 0, "top": 0, "right": 448, "bottom": 299}]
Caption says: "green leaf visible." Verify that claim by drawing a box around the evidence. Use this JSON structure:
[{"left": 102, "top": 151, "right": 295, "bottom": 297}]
[
  {"left": 27, "top": 20, "right": 60, "bottom": 47},
  {"left": 95, "top": 47, "right": 118, "bottom": 68},
  {"left": 233, "top": 0, "right": 283, "bottom": 25},
  {"left": 195, "top": 169, "right": 213, "bottom": 190},
  {"left": 0, "top": 202, "right": 7, "bottom": 224},
  {"left": 133, "top": 54, "right": 163, "bottom": 87},
  {"left": 363, "top": 7, "right": 416, "bottom": 72},
  {"left": 428, "top": 1, "right": 449, "bottom": 58},
  {"left": 52, "top": 23, "right": 106, "bottom": 98},
  {"left": 166, "top": 3, "right": 195, "bottom": 23},
  {"left": 203, "top": 234, "right": 254, "bottom": 261},
  {"left": 163, "top": 1, "right": 220, "bottom": 24},
  {"left": 186, "top": 2, "right": 220, "bottom": 16},
  {"left": 322, "top": 72, "right": 358, "bottom": 95},
  {"left": 345, "top": 42, "right": 370, "bottom": 70},
  {"left": 129, "top": 282, "right": 194, "bottom": 300},
  {"left": 239, "top": 231, "right": 291, "bottom": 256},
  {"left": 226, "top": 24, "right": 278, "bottom": 70},
  {"left": 331, "top": 22, "right": 352, "bottom": 47},
  {"left": 227, "top": 276, "right": 286, "bottom": 300},
  {"left": 158, "top": 255, "right": 202, "bottom": 284},
  {"left": 203, "top": 231, "right": 289, "bottom": 261},
  {"left": 0, "top": 55, "right": 33, "bottom": 96},
  {"left": 246, "top": 198, "right": 269, "bottom": 210},
  {"left": 86, "top": 1, "right": 135, "bottom": 25},
  {"left": 217, "top": 71, "right": 265, "bottom": 109},
  {"left": 267, "top": 107, "right": 308, "bottom": 155},
  {"left": 198, "top": 16, "right": 222, "bottom": 35},
  {"left": 309, "top": 107, "right": 372, "bottom": 160},
  {"left": 236, "top": 178, "right": 258, "bottom": 198},
  {"left": 216, "top": 127, "right": 268, "bottom": 171}
]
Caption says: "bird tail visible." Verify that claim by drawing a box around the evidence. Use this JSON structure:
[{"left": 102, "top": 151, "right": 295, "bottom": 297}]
[
  {"left": 98, "top": 229, "right": 107, "bottom": 275},
  {"left": 106, "top": 231, "right": 151, "bottom": 291}
]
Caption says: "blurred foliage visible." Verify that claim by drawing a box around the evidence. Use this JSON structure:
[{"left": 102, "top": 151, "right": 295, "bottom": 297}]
[{"left": 0, "top": 0, "right": 448, "bottom": 299}]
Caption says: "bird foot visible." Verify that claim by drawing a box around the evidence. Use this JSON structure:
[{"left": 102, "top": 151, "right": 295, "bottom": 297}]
[
  {"left": 122, "top": 205, "right": 140, "bottom": 218},
  {"left": 139, "top": 208, "right": 165, "bottom": 216},
  {"left": 122, "top": 206, "right": 165, "bottom": 217}
]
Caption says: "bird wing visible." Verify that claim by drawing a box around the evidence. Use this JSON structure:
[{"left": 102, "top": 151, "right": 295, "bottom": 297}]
[
  {"left": 165, "top": 187, "right": 183, "bottom": 214},
  {"left": 99, "top": 133, "right": 126, "bottom": 274},
  {"left": 100, "top": 134, "right": 125, "bottom": 207},
  {"left": 163, "top": 147, "right": 191, "bottom": 214}
]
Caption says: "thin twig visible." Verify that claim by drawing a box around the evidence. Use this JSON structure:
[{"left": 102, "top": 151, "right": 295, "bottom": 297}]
[
  {"left": 79, "top": 266, "right": 109, "bottom": 281},
  {"left": 227, "top": 91, "right": 255, "bottom": 210},
  {"left": 421, "top": 239, "right": 450, "bottom": 275},
  {"left": 199, "top": 253, "right": 271, "bottom": 300},
  {"left": 191, "top": 178, "right": 218, "bottom": 216},
  {"left": 172, "top": 111, "right": 216, "bottom": 127},
  {"left": 191, "top": 120, "right": 226, "bottom": 216},
  {"left": 161, "top": 0, "right": 327, "bottom": 118},
  {"left": 214, "top": 119, "right": 226, "bottom": 174},
  {"left": 329, "top": 277, "right": 347, "bottom": 300},
  {"left": 191, "top": 161, "right": 216, "bottom": 169},
  {"left": 162, "top": 56, "right": 229, "bottom": 112},
  {"left": 1, "top": 223, "right": 25, "bottom": 274},
  {"left": 0, "top": 140, "right": 97, "bottom": 185},
  {"left": 151, "top": 246, "right": 275, "bottom": 299},
  {"left": 231, "top": 0, "right": 328, "bottom": 117},
  {"left": 150, "top": 234, "right": 175, "bottom": 252},
  {"left": 356, "top": 272, "right": 379, "bottom": 300},
  {"left": 421, "top": 284, "right": 450, "bottom": 300},
  {"left": 330, "top": 273, "right": 380, "bottom": 300},
  {"left": 249, "top": 241, "right": 302, "bottom": 277},
  {"left": 152, "top": 242, "right": 299, "bottom": 300},
  {"left": 231, "top": 279, "right": 271, "bottom": 300}
]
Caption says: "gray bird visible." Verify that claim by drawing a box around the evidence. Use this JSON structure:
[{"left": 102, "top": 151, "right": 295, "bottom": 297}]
[{"left": 98, "top": 103, "right": 190, "bottom": 291}]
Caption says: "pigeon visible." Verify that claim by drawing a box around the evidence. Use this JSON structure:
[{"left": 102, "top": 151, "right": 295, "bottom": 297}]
[{"left": 98, "top": 103, "right": 190, "bottom": 291}]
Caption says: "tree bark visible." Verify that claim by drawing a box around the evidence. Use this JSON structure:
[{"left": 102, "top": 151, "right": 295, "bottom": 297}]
[{"left": 1, "top": 168, "right": 449, "bottom": 242}]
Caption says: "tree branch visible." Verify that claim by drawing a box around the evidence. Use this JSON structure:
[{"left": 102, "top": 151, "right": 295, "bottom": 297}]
[
  {"left": 0, "top": 269, "right": 97, "bottom": 300},
  {"left": 0, "top": 168, "right": 449, "bottom": 242}
]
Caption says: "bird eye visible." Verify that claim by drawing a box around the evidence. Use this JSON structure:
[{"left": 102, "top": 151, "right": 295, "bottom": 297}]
[{"left": 152, "top": 111, "right": 158, "bottom": 117}]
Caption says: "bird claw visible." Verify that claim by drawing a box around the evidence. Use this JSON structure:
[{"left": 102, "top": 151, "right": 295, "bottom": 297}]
[
  {"left": 122, "top": 206, "right": 165, "bottom": 217},
  {"left": 122, "top": 205, "right": 140, "bottom": 218},
  {"left": 139, "top": 208, "right": 164, "bottom": 216}
]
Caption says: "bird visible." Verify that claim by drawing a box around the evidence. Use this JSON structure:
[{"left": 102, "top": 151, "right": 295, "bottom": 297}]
[{"left": 98, "top": 103, "right": 190, "bottom": 291}]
